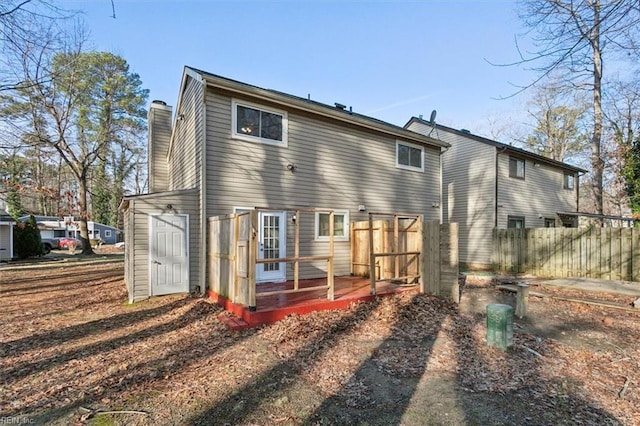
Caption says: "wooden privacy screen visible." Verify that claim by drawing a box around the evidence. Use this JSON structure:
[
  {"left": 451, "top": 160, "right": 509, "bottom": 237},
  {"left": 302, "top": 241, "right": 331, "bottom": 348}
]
[
  {"left": 350, "top": 215, "right": 422, "bottom": 283},
  {"left": 208, "top": 212, "right": 253, "bottom": 306}
]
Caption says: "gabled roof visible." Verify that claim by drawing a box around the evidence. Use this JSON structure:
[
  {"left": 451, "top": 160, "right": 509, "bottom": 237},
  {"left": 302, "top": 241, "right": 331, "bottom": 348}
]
[
  {"left": 180, "top": 66, "right": 449, "bottom": 150},
  {"left": 406, "top": 117, "right": 587, "bottom": 174}
]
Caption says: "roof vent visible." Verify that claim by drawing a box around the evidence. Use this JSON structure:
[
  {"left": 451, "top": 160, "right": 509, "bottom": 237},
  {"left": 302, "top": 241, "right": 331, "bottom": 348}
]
[
  {"left": 334, "top": 102, "right": 346, "bottom": 110},
  {"left": 460, "top": 129, "right": 471, "bottom": 134},
  {"left": 152, "top": 100, "right": 167, "bottom": 105}
]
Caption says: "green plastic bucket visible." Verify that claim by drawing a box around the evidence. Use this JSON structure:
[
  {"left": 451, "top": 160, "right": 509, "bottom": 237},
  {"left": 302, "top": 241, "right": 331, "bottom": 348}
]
[{"left": 486, "top": 303, "right": 513, "bottom": 350}]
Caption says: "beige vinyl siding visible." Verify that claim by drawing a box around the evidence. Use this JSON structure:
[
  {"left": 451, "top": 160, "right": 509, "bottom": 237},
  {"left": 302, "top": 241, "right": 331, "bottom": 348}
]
[
  {"left": 124, "top": 206, "right": 133, "bottom": 301},
  {"left": 408, "top": 123, "right": 496, "bottom": 266},
  {"left": 148, "top": 103, "right": 171, "bottom": 192},
  {"left": 169, "top": 76, "right": 203, "bottom": 191},
  {"left": 206, "top": 90, "right": 441, "bottom": 278},
  {"left": 497, "top": 153, "right": 577, "bottom": 228},
  {"left": 125, "top": 189, "right": 200, "bottom": 302}
]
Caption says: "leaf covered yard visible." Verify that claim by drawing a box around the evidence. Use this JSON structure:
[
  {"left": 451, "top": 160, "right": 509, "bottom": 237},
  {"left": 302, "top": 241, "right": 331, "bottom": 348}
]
[{"left": 1, "top": 260, "right": 639, "bottom": 425}]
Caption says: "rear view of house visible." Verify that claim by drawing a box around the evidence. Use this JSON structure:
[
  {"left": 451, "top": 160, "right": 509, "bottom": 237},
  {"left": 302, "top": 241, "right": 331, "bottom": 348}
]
[
  {"left": 406, "top": 118, "right": 585, "bottom": 269},
  {"left": 121, "top": 67, "right": 449, "bottom": 303}
]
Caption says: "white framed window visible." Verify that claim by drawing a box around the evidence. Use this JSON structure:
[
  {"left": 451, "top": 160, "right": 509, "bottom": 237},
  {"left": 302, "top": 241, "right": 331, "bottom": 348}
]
[
  {"left": 564, "top": 172, "right": 575, "bottom": 190},
  {"left": 232, "top": 99, "right": 288, "bottom": 147},
  {"left": 509, "top": 157, "right": 525, "bottom": 179},
  {"left": 315, "top": 210, "right": 349, "bottom": 241},
  {"left": 105, "top": 230, "right": 112, "bottom": 237},
  {"left": 396, "top": 141, "right": 424, "bottom": 172}
]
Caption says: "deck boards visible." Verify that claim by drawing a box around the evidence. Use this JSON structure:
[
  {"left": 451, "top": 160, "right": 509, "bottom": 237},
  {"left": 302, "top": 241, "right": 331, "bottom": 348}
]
[{"left": 209, "top": 276, "right": 419, "bottom": 329}]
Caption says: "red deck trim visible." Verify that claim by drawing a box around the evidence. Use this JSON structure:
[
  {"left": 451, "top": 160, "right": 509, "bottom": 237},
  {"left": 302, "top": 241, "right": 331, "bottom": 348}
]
[{"left": 207, "top": 277, "right": 419, "bottom": 330}]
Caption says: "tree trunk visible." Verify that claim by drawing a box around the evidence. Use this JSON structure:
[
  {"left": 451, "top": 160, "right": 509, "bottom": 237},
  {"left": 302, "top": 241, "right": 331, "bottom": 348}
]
[
  {"left": 591, "top": 0, "right": 604, "bottom": 222},
  {"left": 78, "top": 174, "right": 94, "bottom": 255}
]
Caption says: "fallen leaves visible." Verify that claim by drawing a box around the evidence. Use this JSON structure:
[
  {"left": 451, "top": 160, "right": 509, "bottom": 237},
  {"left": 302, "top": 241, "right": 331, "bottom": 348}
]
[{"left": 1, "top": 260, "right": 639, "bottom": 425}]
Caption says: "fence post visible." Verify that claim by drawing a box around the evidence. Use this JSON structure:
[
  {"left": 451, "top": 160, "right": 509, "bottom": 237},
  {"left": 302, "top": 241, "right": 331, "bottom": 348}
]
[
  {"left": 369, "top": 213, "right": 376, "bottom": 295},
  {"left": 515, "top": 282, "right": 529, "bottom": 319}
]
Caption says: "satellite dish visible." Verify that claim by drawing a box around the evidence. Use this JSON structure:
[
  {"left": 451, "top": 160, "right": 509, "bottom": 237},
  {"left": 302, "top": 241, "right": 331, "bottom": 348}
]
[{"left": 429, "top": 109, "right": 437, "bottom": 124}]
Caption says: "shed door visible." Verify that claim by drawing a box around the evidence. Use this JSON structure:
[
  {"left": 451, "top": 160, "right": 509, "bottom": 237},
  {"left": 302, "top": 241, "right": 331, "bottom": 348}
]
[
  {"left": 0, "top": 224, "right": 13, "bottom": 260},
  {"left": 257, "top": 211, "right": 286, "bottom": 283},
  {"left": 150, "top": 214, "right": 189, "bottom": 295}
]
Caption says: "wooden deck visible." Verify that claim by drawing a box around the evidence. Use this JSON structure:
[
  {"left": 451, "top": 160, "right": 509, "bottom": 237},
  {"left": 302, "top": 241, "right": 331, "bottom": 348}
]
[{"left": 208, "top": 276, "right": 419, "bottom": 330}]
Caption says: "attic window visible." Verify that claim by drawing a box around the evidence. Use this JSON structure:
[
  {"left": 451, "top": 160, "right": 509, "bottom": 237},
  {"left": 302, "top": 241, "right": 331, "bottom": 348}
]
[{"left": 232, "top": 100, "right": 288, "bottom": 147}]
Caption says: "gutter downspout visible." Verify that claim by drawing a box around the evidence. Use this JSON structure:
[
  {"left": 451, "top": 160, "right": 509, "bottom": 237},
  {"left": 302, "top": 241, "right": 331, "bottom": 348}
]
[
  {"left": 576, "top": 170, "right": 586, "bottom": 213},
  {"left": 199, "top": 78, "right": 207, "bottom": 297},
  {"left": 439, "top": 146, "right": 449, "bottom": 224}
]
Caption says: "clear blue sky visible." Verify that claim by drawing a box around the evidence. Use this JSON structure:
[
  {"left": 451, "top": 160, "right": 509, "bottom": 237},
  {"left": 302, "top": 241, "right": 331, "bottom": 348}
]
[{"left": 62, "top": 0, "right": 536, "bottom": 137}]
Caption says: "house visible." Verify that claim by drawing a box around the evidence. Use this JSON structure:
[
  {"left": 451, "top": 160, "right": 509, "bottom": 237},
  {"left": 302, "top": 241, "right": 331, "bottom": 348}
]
[
  {"left": 66, "top": 220, "right": 118, "bottom": 244},
  {"left": 405, "top": 118, "right": 586, "bottom": 269},
  {"left": 18, "top": 215, "right": 67, "bottom": 239},
  {"left": 120, "top": 66, "right": 449, "bottom": 303},
  {"left": 0, "top": 213, "right": 14, "bottom": 260}
]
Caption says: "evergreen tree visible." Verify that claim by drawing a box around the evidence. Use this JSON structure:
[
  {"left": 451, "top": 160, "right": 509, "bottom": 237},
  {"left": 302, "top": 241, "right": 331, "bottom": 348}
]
[{"left": 13, "top": 214, "right": 43, "bottom": 259}]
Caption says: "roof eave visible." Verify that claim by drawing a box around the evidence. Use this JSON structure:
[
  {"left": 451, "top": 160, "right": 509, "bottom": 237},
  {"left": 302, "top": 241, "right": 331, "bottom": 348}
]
[
  {"left": 190, "top": 68, "right": 449, "bottom": 150},
  {"left": 407, "top": 116, "right": 586, "bottom": 173}
]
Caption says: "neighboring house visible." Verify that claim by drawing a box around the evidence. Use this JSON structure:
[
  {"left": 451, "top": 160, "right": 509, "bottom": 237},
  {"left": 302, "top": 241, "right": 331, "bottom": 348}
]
[
  {"left": 17, "top": 215, "right": 119, "bottom": 244},
  {"left": 406, "top": 118, "right": 586, "bottom": 269},
  {"left": 67, "top": 220, "right": 118, "bottom": 244},
  {"left": 18, "top": 215, "right": 67, "bottom": 239},
  {"left": 0, "top": 213, "right": 14, "bottom": 260},
  {"left": 120, "top": 66, "right": 449, "bottom": 303}
]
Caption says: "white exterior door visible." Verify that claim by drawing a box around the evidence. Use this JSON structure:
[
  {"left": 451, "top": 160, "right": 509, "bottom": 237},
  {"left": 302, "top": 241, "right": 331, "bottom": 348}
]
[
  {"left": 257, "top": 211, "right": 286, "bottom": 283},
  {"left": 149, "top": 214, "right": 189, "bottom": 295}
]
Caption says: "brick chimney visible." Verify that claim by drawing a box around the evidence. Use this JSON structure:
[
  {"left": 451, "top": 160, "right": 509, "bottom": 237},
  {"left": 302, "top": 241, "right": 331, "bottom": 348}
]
[{"left": 148, "top": 100, "right": 172, "bottom": 192}]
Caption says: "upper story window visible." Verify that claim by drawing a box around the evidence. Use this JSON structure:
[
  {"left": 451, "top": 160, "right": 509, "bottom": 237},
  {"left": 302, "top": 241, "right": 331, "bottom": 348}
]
[
  {"left": 396, "top": 141, "right": 424, "bottom": 172},
  {"left": 232, "top": 100, "right": 288, "bottom": 147},
  {"left": 564, "top": 172, "right": 575, "bottom": 190},
  {"left": 315, "top": 210, "right": 349, "bottom": 241},
  {"left": 509, "top": 157, "right": 525, "bottom": 179}
]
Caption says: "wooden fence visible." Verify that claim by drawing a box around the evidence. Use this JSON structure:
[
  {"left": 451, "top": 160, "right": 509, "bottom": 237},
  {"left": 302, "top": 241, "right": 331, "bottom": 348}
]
[
  {"left": 351, "top": 217, "right": 421, "bottom": 282},
  {"left": 493, "top": 227, "right": 640, "bottom": 281},
  {"left": 351, "top": 218, "right": 460, "bottom": 302}
]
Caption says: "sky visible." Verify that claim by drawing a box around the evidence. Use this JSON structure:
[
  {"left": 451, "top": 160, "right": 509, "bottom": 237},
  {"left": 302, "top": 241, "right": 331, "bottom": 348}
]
[{"left": 60, "top": 0, "right": 538, "bottom": 139}]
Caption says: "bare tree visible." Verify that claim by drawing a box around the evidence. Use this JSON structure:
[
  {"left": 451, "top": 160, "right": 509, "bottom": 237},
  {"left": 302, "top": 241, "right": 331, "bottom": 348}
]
[
  {"left": 0, "top": 1, "right": 75, "bottom": 92},
  {"left": 606, "top": 79, "right": 640, "bottom": 214},
  {"left": 512, "top": 0, "right": 640, "bottom": 218},
  {"left": 523, "top": 84, "right": 589, "bottom": 163}
]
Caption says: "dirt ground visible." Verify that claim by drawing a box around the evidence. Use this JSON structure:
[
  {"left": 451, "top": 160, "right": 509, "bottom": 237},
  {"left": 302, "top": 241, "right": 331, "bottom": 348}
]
[{"left": 1, "top": 257, "right": 639, "bottom": 425}]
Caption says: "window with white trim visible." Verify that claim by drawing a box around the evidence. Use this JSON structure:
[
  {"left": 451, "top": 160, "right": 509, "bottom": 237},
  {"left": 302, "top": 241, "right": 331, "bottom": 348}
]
[
  {"left": 105, "top": 230, "right": 112, "bottom": 238},
  {"left": 509, "top": 157, "right": 525, "bottom": 179},
  {"left": 396, "top": 141, "right": 424, "bottom": 172},
  {"left": 315, "top": 210, "right": 349, "bottom": 241},
  {"left": 232, "top": 100, "right": 287, "bottom": 146},
  {"left": 564, "top": 172, "right": 575, "bottom": 190}
]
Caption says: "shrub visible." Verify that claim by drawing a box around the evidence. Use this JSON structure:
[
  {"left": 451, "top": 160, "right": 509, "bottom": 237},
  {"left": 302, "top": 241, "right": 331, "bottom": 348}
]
[{"left": 13, "top": 215, "right": 44, "bottom": 259}]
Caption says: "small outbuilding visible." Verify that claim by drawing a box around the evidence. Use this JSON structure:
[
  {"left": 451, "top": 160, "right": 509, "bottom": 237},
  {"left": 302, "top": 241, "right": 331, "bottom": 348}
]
[{"left": 0, "top": 213, "right": 14, "bottom": 260}]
